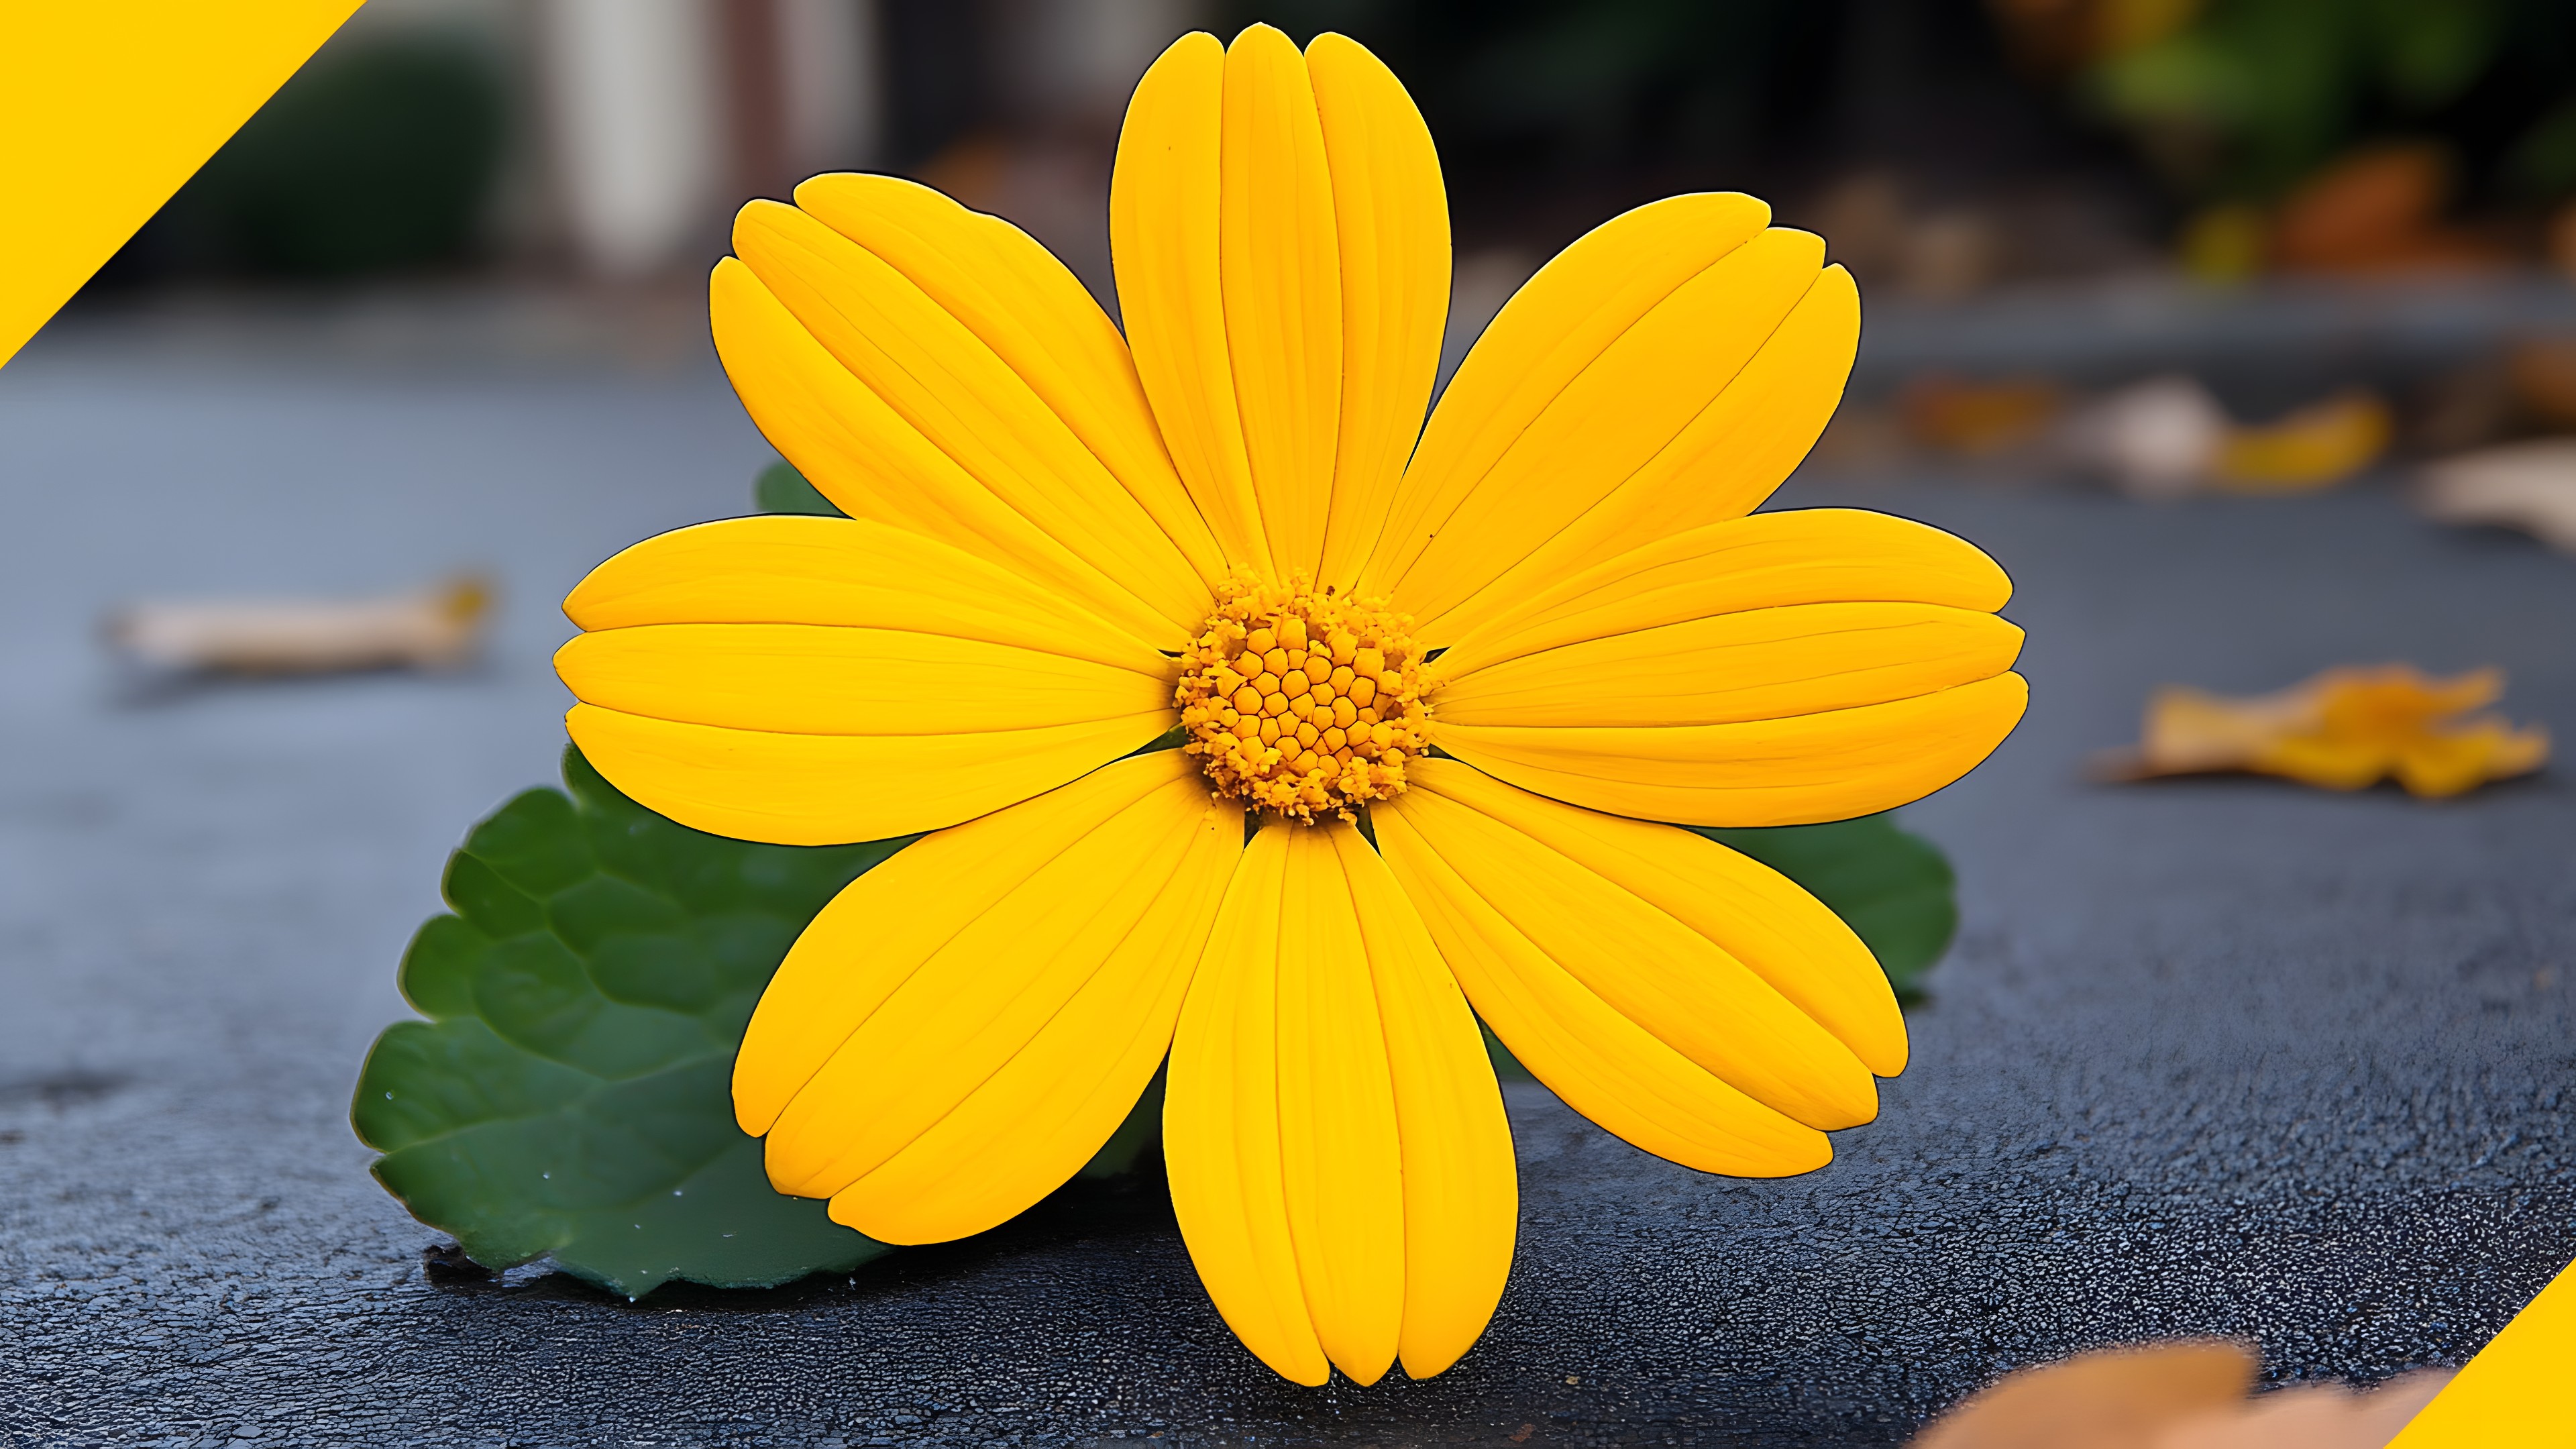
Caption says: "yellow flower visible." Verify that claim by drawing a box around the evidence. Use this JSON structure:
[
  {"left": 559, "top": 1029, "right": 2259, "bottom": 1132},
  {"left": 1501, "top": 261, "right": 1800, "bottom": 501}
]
[{"left": 554, "top": 25, "right": 2026, "bottom": 1385}]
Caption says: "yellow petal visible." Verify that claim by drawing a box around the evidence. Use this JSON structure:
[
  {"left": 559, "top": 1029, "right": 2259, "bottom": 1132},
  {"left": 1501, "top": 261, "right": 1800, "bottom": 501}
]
[
  {"left": 1377, "top": 779, "right": 1875, "bottom": 1130},
  {"left": 556, "top": 624, "right": 1173, "bottom": 735},
  {"left": 561, "top": 515, "right": 1173, "bottom": 675},
  {"left": 824, "top": 837, "right": 1216, "bottom": 1239},
  {"left": 1413, "top": 268, "right": 1859, "bottom": 643},
  {"left": 1164, "top": 825, "right": 1328, "bottom": 1386},
  {"left": 1360, "top": 194, "right": 1822, "bottom": 617},
  {"left": 1405, "top": 759, "right": 1904, "bottom": 1077},
  {"left": 734, "top": 749, "right": 1198, "bottom": 1131},
  {"left": 3, "top": 3, "right": 362, "bottom": 367},
  {"left": 1167, "top": 819, "right": 1514, "bottom": 1386},
  {"left": 1432, "top": 672, "right": 2030, "bottom": 828},
  {"left": 1413, "top": 492, "right": 2026, "bottom": 828},
  {"left": 728, "top": 200, "right": 1212, "bottom": 634},
  {"left": 558, "top": 518, "right": 1177, "bottom": 845},
  {"left": 1432, "top": 509, "right": 2009, "bottom": 680},
  {"left": 1434, "top": 602, "right": 2019, "bottom": 729},
  {"left": 732, "top": 751, "right": 1238, "bottom": 1243},
  {"left": 1114, "top": 28, "right": 1452, "bottom": 586},
  {"left": 564, "top": 702, "right": 1169, "bottom": 847},
  {"left": 710, "top": 256, "right": 1188, "bottom": 649},
  {"left": 1216, "top": 24, "right": 1342, "bottom": 582},
  {"left": 1113, "top": 32, "right": 1270, "bottom": 574},
  {"left": 823, "top": 786, "right": 1238, "bottom": 1242},
  {"left": 1307, "top": 32, "right": 1450, "bottom": 592},
  {"left": 1371, "top": 796, "right": 1829, "bottom": 1175},
  {"left": 1269, "top": 824, "right": 1404, "bottom": 1383},
  {"left": 792, "top": 172, "right": 1231, "bottom": 596},
  {"left": 1322, "top": 822, "right": 1516, "bottom": 1379}
]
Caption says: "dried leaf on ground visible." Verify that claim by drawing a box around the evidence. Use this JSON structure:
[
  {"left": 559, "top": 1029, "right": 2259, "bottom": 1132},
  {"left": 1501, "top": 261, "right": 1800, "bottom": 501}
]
[
  {"left": 2269, "top": 146, "right": 2508, "bottom": 277},
  {"left": 2095, "top": 664, "right": 2548, "bottom": 798},
  {"left": 2061, "top": 374, "right": 2230, "bottom": 498},
  {"left": 2418, "top": 437, "right": 2576, "bottom": 553},
  {"left": 2504, "top": 337, "right": 2576, "bottom": 430},
  {"left": 1811, "top": 175, "right": 2004, "bottom": 301},
  {"left": 1900, "top": 374, "right": 2067, "bottom": 455},
  {"left": 2158, "top": 1374, "right": 2451, "bottom": 1449},
  {"left": 105, "top": 574, "right": 492, "bottom": 674},
  {"left": 1912, "top": 1340, "right": 2452, "bottom": 1449},
  {"left": 1913, "top": 1341, "right": 2253, "bottom": 1449},
  {"left": 2406, "top": 339, "right": 2576, "bottom": 453},
  {"left": 2059, "top": 380, "right": 2387, "bottom": 497}
]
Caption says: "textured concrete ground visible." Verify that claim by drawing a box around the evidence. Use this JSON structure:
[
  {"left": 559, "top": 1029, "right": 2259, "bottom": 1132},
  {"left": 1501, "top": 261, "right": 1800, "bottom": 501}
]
[{"left": 1, "top": 323, "right": 2571, "bottom": 1448}]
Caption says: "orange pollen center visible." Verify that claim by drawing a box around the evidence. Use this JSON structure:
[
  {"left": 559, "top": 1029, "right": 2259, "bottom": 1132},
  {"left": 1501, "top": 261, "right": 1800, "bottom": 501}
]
[{"left": 1175, "top": 574, "right": 1428, "bottom": 823}]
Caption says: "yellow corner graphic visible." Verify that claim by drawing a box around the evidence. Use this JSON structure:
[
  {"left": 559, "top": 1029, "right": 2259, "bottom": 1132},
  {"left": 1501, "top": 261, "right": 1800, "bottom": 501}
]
[
  {"left": 2392, "top": 1254, "right": 2576, "bottom": 1444},
  {"left": 1, "top": 1, "right": 366, "bottom": 368}
]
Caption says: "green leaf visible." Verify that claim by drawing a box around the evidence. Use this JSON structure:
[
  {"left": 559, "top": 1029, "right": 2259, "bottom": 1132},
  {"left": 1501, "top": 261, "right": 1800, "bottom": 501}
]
[
  {"left": 353, "top": 745, "right": 909, "bottom": 1298},
  {"left": 1479, "top": 1020, "right": 1536, "bottom": 1085},
  {"left": 1692, "top": 812, "right": 1959, "bottom": 1000},
  {"left": 1078, "top": 1069, "right": 1167, "bottom": 1179},
  {"left": 753, "top": 460, "right": 843, "bottom": 516}
]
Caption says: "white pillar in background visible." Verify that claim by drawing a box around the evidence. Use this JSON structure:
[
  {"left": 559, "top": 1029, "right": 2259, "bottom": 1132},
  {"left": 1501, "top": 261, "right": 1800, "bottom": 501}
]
[
  {"left": 778, "top": 0, "right": 883, "bottom": 177},
  {"left": 1012, "top": 0, "right": 1201, "bottom": 117},
  {"left": 541, "top": 0, "right": 726, "bottom": 278}
]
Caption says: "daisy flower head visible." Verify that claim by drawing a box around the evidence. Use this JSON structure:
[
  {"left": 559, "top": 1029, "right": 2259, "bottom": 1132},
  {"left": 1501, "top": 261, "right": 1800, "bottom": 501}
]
[{"left": 554, "top": 24, "right": 2026, "bottom": 1386}]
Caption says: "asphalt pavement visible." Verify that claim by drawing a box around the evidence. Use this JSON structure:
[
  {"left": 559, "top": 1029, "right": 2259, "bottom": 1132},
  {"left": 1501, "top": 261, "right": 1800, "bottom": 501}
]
[{"left": 2, "top": 307, "right": 2571, "bottom": 1447}]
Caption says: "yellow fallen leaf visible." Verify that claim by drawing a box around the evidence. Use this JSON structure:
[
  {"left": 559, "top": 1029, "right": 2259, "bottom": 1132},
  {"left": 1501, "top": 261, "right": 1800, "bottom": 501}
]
[
  {"left": 2214, "top": 391, "right": 2392, "bottom": 492},
  {"left": 2096, "top": 664, "right": 2548, "bottom": 798},
  {"left": 1911, "top": 1340, "right": 2453, "bottom": 1449}
]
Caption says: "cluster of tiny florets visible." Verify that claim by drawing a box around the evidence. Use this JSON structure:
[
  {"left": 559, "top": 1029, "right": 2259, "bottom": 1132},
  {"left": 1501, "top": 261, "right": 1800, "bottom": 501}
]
[{"left": 1176, "top": 574, "right": 1428, "bottom": 822}]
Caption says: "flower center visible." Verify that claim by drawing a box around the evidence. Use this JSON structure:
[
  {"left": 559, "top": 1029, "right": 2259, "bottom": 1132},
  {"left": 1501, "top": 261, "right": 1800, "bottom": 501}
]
[{"left": 1175, "top": 574, "right": 1428, "bottom": 822}]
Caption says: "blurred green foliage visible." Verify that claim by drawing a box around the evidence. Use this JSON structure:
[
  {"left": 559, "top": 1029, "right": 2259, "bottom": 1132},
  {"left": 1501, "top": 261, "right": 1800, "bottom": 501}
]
[
  {"left": 2080, "top": 0, "right": 2576, "bottom": 202},
  {"left": 1242, "top": 0, "right": 2575, "bottom": 220},
  {"left": 1230, "top": 0, "right": 1847, "bottom": 180},
  {"left": 112, "top": 32, "right": 507, "bottom": 280},
  {"left": 2504, "top": 100, "right": 2576, "bottom": 201}
]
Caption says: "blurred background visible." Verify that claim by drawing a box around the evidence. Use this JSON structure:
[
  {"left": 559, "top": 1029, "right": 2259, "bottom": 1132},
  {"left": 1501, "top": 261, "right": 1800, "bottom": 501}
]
[
  {"left": 57, "top": 0, "right": 2576, "bottom": 482},
  {"left": 71, "top": 0, "right": 2576, "bottom": 292},
  {"left": 9, "top": 9, "right": 2576, "bottom": 1436}
]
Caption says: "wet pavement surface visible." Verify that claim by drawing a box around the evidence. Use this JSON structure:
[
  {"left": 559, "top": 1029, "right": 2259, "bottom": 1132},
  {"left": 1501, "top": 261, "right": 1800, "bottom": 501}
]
[{"left": 2, "top": 320, "right": 2571, "bottom": 1446}]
